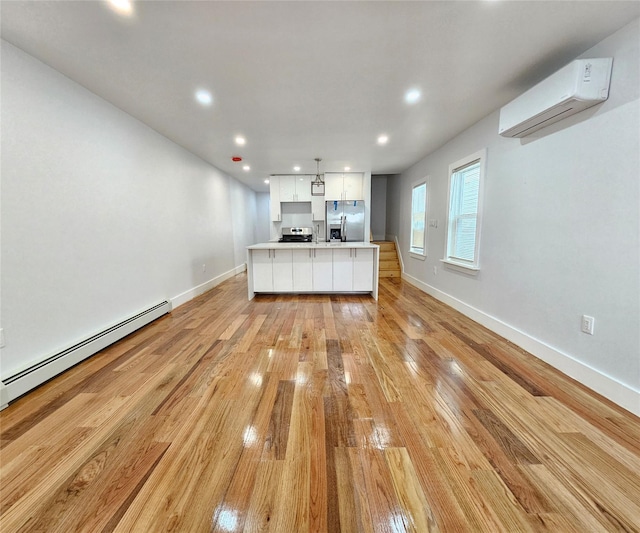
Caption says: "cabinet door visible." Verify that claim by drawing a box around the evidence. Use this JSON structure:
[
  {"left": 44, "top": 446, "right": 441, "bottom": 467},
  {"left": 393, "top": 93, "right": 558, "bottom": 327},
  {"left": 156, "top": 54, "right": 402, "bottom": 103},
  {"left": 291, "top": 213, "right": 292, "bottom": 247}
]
[
  {"left": 332, "top": 248, "right": 353, "bottom": 292},
  {"left": 272, "top": 249, "right": 293, "bottom": 292},
  {"left": 279, "top": 176, "right": 296, "bottom": 202},
  {"left": 312, "top": 195, "right": 325, "bottom": 221},
  {"left": 270, "top": 177, "right": 281, "bottom": 221},
  {"left": 252, "top": 250, "right": 273, "bottom": 292},
  {"left": 324, "top": 174, "right": 344, "bottom": 201},
  {"left": 352, "top": 248, "right": 374, "bottom": 291},
  {"left": 292, "top": 249, "right": 313, "bottom": 292},
  {"left": 294, "top": 176, "right": 312, "bottom": 202},
  {"left": 342, "top": 173, "right": 363, "bottom": 201},
  {"left": 312, "top": 249, "right": 333, "bottom": 291}
]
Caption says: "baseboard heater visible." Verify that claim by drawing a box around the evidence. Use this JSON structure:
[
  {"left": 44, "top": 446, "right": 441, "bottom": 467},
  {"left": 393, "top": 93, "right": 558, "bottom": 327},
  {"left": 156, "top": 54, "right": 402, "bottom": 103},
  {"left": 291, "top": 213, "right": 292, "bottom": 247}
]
[{"left": 0, "top": 300, "right": 171, "bottom": 409}]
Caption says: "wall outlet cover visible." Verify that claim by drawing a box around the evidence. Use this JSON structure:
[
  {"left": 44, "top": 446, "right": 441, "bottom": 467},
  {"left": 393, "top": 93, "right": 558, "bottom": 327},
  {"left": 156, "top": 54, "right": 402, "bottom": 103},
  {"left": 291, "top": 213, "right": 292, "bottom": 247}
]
[{"left": 581, "top": 315, "right": 595, "bottom": 335}]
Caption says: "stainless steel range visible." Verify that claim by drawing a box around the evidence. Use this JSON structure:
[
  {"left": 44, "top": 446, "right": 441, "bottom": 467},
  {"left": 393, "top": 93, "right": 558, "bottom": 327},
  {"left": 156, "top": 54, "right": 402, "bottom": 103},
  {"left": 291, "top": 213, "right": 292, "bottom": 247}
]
[{"left": 279, "top": 227, "right": 313, "bottom": 242}]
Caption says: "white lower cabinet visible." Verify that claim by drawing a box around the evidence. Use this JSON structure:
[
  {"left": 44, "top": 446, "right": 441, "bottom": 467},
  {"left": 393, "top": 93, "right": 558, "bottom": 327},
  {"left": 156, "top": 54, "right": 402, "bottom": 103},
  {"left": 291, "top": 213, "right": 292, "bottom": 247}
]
[
  {"left": 353, "top": 248, "right": 374, "bottom": 291},
  {"left": 251, "top": 246, "right": 374, "bottom": 295},
  {"left": 272, "top": 250, "right": 293, "bottom": 291},
  {"left": 331, "top": 248, "right": 374, "bottom": 292},
  {"left": 253, "top": 249, "right": 293, "bottom": 292},
  {"left": 332, "top": 249, "right": 354, "bottom": 292},
  {"left": 312, "top": 249, "right": 333, "bottom": 291},
  {"left": 252, "top": 249, "right": 274, "bottom": 292},
  {"left": 292, "top": 249, "right": 313, "bottom": 291}
]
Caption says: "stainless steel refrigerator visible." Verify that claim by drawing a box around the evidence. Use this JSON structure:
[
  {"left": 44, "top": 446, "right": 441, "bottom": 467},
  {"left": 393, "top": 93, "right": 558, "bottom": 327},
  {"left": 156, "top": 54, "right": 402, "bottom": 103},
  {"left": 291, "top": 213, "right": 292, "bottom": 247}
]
[{"left": 326, "top": 200, "right": 365, "bottom": 242}]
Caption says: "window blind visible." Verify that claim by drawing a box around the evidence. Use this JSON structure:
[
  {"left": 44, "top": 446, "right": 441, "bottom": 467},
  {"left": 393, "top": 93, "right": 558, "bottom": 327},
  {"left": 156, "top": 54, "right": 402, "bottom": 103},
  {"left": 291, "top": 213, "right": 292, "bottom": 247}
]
[{"left": 448, "top": 161, "right": 480, "bottom": 263}]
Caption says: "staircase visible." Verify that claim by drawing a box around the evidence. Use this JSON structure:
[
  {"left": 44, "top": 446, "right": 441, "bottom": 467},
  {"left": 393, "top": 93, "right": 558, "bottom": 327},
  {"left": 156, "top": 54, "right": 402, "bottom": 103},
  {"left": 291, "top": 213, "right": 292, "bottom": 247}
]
[{"left": 374, "top": 241, "right": 401, "bottom": 278}]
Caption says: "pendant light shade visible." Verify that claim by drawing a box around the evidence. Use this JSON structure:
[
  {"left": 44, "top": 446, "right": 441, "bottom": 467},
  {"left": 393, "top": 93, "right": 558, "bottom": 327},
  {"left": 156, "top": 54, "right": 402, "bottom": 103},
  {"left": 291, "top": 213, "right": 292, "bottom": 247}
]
[{"left": 311, "top": 158, "right": 325, "bottom": 196}]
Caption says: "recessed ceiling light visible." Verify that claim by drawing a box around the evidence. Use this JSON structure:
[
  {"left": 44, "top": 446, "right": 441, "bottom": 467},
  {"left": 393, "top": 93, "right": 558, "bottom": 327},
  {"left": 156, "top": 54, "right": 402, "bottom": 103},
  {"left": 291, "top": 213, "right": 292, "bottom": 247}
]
[
  {"left": 107, "top": 0, "right": 133, "bottom": 16},
  {"left": 195, "top": 89, "right": 212, "bottom": 106},
  {"left": 405, "top": 89, "right": 421, "bottom": 104},
  {"left": 243, "top": 165, "right": 250, "bottom": 171},
  {"left": 377, "top": 135, "right": 389, "bottom": 145},
  {"left": 235, "top": 136, "right": 246, "bottom": 146},
  {"left": 344, "top": 166, "right": 351, "bottom": 171},
  {"left": 293, "top": 166, "right": 301, "bottom": 172},
  {"left": 264, "top": 179, "right": 270, "bottom": 184}
]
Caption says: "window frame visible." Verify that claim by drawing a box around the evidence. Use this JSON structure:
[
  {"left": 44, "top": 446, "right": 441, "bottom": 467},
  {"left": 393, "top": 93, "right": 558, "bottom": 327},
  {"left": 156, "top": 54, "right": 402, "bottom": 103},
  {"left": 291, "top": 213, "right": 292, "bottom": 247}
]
[
  {"left": 442, "top": 149, "right": 486, "bottom": 273},
  {"left": 409, "top": 178, "right": 428, "bottom": 260}
]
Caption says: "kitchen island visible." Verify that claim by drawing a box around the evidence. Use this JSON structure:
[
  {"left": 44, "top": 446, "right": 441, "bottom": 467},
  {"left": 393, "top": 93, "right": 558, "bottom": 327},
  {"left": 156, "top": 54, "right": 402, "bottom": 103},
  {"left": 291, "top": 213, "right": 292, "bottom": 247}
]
[{"left": 246, "top": 242, "right": 379, "bottom": 300}]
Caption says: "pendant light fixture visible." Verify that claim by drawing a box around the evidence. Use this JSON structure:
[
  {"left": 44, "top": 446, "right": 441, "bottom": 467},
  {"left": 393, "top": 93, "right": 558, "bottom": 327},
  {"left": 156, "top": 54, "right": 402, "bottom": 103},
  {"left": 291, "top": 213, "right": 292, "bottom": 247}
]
[{"left": 311, "top": 157, "right": 325, "bottom": 196}]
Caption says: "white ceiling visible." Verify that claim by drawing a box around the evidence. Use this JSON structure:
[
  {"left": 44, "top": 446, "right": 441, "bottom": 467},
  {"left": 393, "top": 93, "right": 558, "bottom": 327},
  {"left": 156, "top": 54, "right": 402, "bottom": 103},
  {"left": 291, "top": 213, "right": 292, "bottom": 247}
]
[{"left": 2, "top": 1, "right": 639, "bottom": 192}]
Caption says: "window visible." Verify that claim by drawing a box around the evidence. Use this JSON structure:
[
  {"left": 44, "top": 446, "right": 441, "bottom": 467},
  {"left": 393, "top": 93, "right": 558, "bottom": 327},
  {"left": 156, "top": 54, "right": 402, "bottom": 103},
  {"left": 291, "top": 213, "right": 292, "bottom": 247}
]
[
  {"left": 410, "top": 181, "right": 427, "bottom": 258},
  {"left": 444, "top": 150, "right": 485, "bottom": 271}
]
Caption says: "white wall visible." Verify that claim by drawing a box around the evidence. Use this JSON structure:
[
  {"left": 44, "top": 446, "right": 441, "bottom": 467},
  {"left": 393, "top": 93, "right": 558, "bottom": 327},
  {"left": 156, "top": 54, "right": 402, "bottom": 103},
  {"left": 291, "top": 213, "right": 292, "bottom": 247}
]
[
  {"left": 255, "top": 192, "right": 271, "bottom": 243},
  {"left": 0, "top": 41, "right": 258, "bottom": 379},
  {"left": 388, "top": 19, "right": 640, "bottom": 415}
]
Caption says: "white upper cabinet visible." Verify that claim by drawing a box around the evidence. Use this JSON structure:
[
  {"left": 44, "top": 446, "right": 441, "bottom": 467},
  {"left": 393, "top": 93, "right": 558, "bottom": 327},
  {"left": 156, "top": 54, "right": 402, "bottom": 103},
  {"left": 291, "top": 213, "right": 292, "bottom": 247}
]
[
  {"left": 324, "top": 173, "right": 363, "bottom": 201},
  {"left": 324, "top": 175, "right": 343, "bottom": 201},
  {"left": 342, "top": 173, "right": 363, "bottom": 201},
  {"left": 312, "top": 195, "right": 325, "bottom": 221},
  {"left": 279, "top": 175, "right": 296, "bottom": 202},
  {"left": 279, "top": 175, "right": 312, "bottom": 202},
  {"left": 269, "top": 176, "right": 281, "bottom": 221}
]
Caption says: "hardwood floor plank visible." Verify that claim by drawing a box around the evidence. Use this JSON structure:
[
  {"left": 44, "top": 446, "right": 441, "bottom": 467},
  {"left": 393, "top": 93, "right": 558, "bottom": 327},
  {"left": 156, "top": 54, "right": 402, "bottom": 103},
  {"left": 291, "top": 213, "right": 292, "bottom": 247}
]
[
  {"left": 332, "top": 447, "right": 359, "bottom": 533},
  {"left": 387, "top": 401, "right": 472, "bottom": 531},
  {"left": 1, "top": 273, "right": 639, "bottom": 532},
  {"left": 262, "top": 380, "right": 295, "bottom": 461},
  {"left": 471, "top": 469, "right": 536, "bottom": 533},
  {"left": 385, "top": 447, "right": 438, "bottom": 533},
  {"left": 460, "top": 407, "right": 553, "bottom": 515},
  {"left": 210, "top": 373, "right": 280, "bottom": 532},
  {"left": 522, "top": 463, "right": 626, "bottom": 533},
  {"left": 244, "top": 460, "right": 284, "bottom": 533},
  {"left": 472, "top": 408, "right": 541, "bottom": 465},
  {"left": 353, "top": 439, "right": 402, "bottom": 533},
  {"left": 1, "top": 364, "right": 182, "bottom": 532}
]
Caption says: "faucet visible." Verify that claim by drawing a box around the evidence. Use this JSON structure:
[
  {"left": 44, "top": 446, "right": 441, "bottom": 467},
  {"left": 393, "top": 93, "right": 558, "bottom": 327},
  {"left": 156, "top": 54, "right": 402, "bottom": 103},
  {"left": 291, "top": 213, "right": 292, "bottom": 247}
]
[{"left": 315, "top": 224, "right": 319, "bottom": 244}]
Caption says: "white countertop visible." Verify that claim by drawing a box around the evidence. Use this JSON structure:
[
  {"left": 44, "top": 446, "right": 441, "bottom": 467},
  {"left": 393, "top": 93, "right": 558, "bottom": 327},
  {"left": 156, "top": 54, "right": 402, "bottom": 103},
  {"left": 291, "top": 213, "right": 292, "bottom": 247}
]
[{"left": 247, "top": 241, "right": 379, "bottom": 250}]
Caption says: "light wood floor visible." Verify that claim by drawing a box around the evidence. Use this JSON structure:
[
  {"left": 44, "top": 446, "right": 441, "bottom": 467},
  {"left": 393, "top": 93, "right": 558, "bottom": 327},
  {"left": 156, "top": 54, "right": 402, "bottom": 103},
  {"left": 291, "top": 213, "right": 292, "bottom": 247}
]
[{"left": 1, "top": 274, "right": 639, "bottom": 532}]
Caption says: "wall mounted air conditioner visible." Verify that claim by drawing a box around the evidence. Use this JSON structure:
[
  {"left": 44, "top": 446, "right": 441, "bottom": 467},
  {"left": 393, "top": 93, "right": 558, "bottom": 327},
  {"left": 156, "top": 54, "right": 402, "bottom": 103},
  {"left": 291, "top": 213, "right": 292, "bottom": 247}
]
[{"left": 499, "top": 58, "right": 613, "bottom": 138}]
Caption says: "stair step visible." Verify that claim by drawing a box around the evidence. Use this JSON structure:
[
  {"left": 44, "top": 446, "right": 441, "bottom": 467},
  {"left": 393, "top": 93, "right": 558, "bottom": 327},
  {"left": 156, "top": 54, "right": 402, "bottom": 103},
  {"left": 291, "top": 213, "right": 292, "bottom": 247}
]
[
  {"left": 375, "top": 242, "right": 397, "bottom": 252},
  {"left": 379, "top": 260, "right": 400, "bottom": 270},
  {"left": 374, "top": 241, "right": 400, "bottom": 278},
  {"left": 379, "top": 251, "right": 398, "bottom": 261}
]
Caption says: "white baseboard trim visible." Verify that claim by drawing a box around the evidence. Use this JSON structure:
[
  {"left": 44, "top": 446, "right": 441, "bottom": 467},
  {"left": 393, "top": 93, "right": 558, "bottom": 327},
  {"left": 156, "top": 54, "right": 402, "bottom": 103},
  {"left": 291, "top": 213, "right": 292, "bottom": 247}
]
[
  {"left": 170, "top": 263, "right": 247, "bottom": 309},
  {"left": 402, "top": 272, "right": 640, "bottom": 417},
  {"left": 0, "top": 382, "right": 9, "bottom": 410}
]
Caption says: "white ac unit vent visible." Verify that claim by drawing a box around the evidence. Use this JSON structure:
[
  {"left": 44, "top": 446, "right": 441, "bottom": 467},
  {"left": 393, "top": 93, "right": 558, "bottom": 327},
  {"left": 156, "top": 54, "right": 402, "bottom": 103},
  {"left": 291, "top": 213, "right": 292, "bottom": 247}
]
[{"left": 499, "top": 58, "right": 613, "bottom": 138}]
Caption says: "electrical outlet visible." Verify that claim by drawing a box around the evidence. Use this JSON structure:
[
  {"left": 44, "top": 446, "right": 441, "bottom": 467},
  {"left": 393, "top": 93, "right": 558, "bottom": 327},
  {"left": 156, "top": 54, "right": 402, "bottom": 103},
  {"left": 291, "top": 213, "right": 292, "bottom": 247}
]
[
  {"left": 0, "top": 328, "right": 5, "bottom": 348},
  {"left": 581, "top": 315, "right": 595, "bottom": 335},
  {"left": 202, "top": 264, "right": 206, "bottom": 273},
  {"left": 433, "top": 266, "right": 438, "bottom": 275}
]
